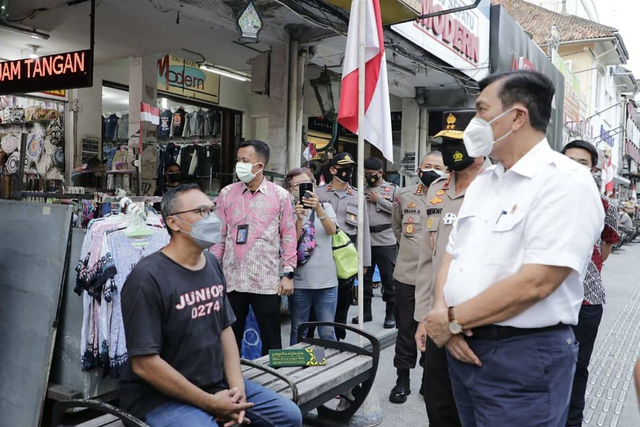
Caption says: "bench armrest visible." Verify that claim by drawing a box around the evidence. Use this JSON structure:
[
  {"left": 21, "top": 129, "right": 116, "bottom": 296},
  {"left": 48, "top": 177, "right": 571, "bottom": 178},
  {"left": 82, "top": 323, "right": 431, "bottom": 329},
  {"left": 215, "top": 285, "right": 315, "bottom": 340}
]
[
  {"left": 297, "top": 321, "right": 381, "bottom": 361},
  {"left": 52, "top": 399, "right": 149, "bottom": 427},
  {"left": 240, "top": 358, "right": 300, "bottom": 404}
]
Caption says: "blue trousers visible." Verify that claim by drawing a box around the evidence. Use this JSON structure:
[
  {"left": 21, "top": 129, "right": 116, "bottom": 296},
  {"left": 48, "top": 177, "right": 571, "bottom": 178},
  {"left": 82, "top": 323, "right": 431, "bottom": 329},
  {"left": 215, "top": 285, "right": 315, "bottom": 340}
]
[
  {"left": 447, "top": 326, "right": 578, "bottom": 427},
  {"left": 288, "top": 287, "right": 337, "bottom": 346},
  {"left": 145, "top": 379, "right": 303, "bottom": 427}
]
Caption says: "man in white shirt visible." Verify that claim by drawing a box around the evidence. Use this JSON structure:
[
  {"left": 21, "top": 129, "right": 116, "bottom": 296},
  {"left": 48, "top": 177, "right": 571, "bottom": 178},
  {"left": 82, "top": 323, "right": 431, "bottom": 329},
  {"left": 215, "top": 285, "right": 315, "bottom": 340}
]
[{"left": 423, "top": 70, "right": 604, "bottom": 427}]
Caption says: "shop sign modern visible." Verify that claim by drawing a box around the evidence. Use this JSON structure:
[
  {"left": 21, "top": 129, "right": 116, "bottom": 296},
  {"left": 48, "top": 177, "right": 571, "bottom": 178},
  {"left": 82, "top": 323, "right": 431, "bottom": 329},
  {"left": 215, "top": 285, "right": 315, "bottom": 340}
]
[
  {"left": 391, "top": 0, "right": 490, "bottom": 80},
  {"left": 0, "top": 49, "right": 92, "bottom": 95},
  {"left": 157, "top": 54, "right": 220, "bottom": 104}
]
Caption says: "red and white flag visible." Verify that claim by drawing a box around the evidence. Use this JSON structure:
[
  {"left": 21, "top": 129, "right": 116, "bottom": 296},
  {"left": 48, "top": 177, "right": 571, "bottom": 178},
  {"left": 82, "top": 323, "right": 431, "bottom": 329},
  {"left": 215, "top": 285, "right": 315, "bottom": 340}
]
[
  {"left": 338, "top": 0, "right": 393, "bottom": 161},
  {"left": 601, "top": 155, "right": 615, "bottom": 195},
  {"left": 303, "top": 143, "right": 317, "bottom": 161},
  {"left": 140, "top": 102, "right": 160, "bottom": 125}
]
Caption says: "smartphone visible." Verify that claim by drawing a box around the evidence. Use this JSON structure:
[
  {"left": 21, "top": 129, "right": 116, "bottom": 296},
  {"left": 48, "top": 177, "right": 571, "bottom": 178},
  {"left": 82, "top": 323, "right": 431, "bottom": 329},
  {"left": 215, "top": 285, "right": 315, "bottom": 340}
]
[{"left": 299, "top": 182, "right": 314, "bottom": 205}]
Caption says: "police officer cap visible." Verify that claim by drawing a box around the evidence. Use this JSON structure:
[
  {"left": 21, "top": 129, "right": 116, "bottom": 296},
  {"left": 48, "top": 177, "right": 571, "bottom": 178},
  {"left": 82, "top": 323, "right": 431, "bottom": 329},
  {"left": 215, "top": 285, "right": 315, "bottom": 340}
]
[
  {"left": 364, "top": 157, "right": 384, "bottom": 171},
  {"left": 330, "top": 152, "right": 356, "bottom": 167}
]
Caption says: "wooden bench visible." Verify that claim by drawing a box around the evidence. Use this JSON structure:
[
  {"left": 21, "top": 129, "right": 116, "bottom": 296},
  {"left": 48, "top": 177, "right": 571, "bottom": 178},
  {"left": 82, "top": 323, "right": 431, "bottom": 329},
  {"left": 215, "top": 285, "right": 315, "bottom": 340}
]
[{"left": 52, "top": 322, "right": 380, "bottom": 427}]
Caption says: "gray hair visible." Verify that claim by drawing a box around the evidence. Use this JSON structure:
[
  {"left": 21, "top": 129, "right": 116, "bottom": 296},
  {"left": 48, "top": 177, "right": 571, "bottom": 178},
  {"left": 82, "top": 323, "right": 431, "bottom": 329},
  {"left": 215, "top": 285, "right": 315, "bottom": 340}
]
[
  {"left": 161, "top": 183, "right": 201, "bottom": 236},
  {"left": 420, "top": 151, "right": 442, "bottom": 164}
]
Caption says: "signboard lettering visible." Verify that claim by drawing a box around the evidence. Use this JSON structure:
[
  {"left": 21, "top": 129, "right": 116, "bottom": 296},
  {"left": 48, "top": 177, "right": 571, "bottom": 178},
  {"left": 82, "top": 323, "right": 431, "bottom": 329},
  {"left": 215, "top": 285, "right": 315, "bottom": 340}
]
[
  {"left": 0, "top": 50, "right": 92, "bottom": 95},
  {"left": 157, "top": 54, "right": 220, "bottom": 104},
  {"left": 418, "top": 0, "right": 479, "bottom": 64},
  {"left": 391, "top": 0, "right": 490, "bottom": 80}
]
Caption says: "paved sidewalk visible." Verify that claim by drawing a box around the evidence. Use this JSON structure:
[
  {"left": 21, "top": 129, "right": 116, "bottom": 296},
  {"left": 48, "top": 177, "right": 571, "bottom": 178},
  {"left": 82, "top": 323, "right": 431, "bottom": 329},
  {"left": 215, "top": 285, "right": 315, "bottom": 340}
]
[{"left": 583, "top": 242, "right": 640, "bottom": 426}]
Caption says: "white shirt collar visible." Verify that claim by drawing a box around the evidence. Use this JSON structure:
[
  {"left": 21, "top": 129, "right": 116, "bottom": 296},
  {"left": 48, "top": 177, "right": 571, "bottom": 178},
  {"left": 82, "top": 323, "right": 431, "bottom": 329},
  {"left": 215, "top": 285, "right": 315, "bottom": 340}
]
[{"left": 493, "top": 138, "right": 551, "bottom": 179}]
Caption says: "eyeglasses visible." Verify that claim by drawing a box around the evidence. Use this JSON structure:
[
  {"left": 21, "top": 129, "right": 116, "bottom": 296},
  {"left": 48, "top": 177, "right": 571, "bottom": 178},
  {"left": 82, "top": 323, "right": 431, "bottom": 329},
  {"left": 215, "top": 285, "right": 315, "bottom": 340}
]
[{"left": 170, "top": 206, "right": 216, "bottom": 218}]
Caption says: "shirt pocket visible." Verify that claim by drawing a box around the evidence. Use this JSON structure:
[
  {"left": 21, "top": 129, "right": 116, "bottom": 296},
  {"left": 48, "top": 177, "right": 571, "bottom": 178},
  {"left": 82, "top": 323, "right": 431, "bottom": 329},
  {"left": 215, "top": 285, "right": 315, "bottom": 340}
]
[
  {"left": 447, "top": 213, "right": 475, "bottom": 259},
  {"left": 402, "top": 215, "right": 421, "bottom": 237},
  {"left": 489, "top": 211, "right": 527, "bottom": 265},
  {"left": 344, "top": 205, "right": 359, "bottom": 230}
]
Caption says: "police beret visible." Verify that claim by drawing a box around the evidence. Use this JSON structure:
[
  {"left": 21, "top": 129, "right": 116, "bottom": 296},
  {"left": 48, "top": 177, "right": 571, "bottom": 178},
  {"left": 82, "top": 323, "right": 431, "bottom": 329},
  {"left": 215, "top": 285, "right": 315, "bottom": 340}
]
[{"left": 364, "top": 157, "right": 384, "bottom": 170}]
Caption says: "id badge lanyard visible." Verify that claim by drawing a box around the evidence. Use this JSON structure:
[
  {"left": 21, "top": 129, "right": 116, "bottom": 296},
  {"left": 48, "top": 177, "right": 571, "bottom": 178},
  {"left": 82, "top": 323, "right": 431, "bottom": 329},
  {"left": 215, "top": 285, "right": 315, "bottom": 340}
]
[{"left": 236, "top": 192, "right": 252, "bottom": 244}]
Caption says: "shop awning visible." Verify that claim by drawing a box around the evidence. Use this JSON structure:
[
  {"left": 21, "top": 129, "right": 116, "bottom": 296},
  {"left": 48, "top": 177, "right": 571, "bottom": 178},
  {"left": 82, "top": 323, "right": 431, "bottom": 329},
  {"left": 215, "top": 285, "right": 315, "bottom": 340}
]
[{"left": 324, "top": 0, "right": 419, "bottom": 26}]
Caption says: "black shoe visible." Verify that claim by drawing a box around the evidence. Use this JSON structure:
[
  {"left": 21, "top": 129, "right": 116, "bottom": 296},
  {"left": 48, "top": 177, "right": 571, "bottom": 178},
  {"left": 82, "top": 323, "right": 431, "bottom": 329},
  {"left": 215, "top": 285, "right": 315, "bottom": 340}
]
[
  {"left": 351, "top": 313, "right": 372, "bottom": 324},
  {"left": 389, "top": 380, "right": 411, "bottom": 404},
  {"left": 384, "top": 312, "right": 396, "bottom": 329}
]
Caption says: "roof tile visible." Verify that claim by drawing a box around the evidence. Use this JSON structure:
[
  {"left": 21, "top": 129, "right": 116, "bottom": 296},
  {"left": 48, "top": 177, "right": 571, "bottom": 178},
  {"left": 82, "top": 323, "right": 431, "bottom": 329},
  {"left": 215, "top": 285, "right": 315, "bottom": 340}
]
[{"left": 491, "top": 0, "right": 618, "bottom": 45}]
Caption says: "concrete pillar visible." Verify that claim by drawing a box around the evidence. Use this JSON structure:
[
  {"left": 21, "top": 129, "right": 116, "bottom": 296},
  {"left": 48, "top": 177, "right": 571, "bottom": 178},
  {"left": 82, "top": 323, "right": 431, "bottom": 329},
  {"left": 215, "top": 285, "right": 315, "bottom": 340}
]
[
  {"left": 400, "top": 98, "right": 420, "bottom": 185},
  {"left": 128, "top": 56, "right": 157, "bottom": 195},
  {"left": 419, "top": 107, "right": 429, "bottom": 159},
  {"left": 267, "top": 44, "right": 290, "bottom": 175},
  {"left": 287, "top": 38, "right": 299, "bottom": 171},
  {"left": 72, "top": 80, "right": 103, "bottom": 169}
]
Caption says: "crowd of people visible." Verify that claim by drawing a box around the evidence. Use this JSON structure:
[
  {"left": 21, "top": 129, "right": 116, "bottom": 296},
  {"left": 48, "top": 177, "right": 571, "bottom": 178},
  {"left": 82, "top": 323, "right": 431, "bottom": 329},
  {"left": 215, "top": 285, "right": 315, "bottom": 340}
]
[{"left": 115, "top": 69, "right": 640, "bottom": 427}]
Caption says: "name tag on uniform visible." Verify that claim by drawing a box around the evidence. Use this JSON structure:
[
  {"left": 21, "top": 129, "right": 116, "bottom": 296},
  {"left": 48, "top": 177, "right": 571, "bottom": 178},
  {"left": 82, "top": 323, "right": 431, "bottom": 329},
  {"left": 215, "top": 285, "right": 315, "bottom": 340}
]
[{"left": 443, "top": 213, "right": 457, "bottom": 225}]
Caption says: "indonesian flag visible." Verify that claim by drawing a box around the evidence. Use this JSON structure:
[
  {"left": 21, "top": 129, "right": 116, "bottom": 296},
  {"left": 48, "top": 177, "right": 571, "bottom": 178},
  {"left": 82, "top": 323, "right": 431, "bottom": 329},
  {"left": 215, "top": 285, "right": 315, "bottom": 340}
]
[
  {"left": 338, "top": 0, "right": 393, "bottom": 161},
  {"left": 601, "top": 155, "right": 615, "bottom": 195},
  {"left": 140, "top": 102, "right": 160, "bottom": 125},
  {"left": 303, "top": 143, "right": 317, "bottom": 161}
]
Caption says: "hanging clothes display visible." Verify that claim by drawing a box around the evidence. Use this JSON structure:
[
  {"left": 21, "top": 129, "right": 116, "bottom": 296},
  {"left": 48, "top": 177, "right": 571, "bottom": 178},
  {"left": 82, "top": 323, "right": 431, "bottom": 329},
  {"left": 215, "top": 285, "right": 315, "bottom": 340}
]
[
  {"left": 75, "top": 203, "right": 169, "bottom": 378},
  {"left": 172, "top": 108, "right": 186, "bottom": 136},
  {"left": 157, "top": 110, "right": 173, "bottom": 139},
  {"left": 104, "top": 114, "right": 119, "bottom": 142}
]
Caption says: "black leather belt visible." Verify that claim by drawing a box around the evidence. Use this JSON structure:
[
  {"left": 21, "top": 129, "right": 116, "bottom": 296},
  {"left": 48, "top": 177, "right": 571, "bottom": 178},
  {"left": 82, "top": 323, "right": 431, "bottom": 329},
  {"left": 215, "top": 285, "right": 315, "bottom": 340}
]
[
  {"left": 370, "top": 224, "right": 392, "bottom": 233},
  {"left": 468, "top": 323, "right": 568, "bottom": 340}
]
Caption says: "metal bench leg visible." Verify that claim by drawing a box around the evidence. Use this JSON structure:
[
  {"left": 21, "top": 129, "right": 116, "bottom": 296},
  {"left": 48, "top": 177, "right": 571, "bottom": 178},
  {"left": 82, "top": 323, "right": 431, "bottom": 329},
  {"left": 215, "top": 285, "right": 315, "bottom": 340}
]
[{"left": 298, "top": 322, "right": 381, "bottom": 423}]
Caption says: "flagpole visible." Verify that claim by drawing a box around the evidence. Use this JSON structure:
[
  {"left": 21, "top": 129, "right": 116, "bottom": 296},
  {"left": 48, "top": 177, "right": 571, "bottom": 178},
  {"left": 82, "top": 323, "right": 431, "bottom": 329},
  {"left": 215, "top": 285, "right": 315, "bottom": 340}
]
[{"left": 357, "top": 0, "right": 366, "bottom": 340}]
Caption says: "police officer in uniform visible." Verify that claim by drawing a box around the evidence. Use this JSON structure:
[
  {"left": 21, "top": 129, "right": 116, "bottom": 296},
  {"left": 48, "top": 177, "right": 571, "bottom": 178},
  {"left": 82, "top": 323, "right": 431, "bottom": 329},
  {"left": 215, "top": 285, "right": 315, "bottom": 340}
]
[
  {"left": 350, "top": 157, "right": 400, "bottom": 328},
  {"left": 316, "top": 152, "right": 371, "bottom": 340},
  {"left": 414, "top": 111, "right": 491, "bottom": 426},
  {"left": 388, "top": 151, "right": 445, "bottom": 404}
]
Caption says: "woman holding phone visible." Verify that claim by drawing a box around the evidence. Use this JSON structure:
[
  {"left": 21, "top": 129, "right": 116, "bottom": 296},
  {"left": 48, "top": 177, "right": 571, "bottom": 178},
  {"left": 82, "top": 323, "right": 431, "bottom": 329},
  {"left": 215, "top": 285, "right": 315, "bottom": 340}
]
[{"left": 284, "top": 168, "right": 339, "bottom": 345}]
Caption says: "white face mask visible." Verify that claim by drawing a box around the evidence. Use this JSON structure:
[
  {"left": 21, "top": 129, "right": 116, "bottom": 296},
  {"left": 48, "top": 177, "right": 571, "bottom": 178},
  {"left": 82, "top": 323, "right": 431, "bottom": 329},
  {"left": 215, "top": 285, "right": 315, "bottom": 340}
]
[
  {"left": 235, "top": 162, "right": 262, "bottom": 183},
  {"left": 462, "top": 107, "right": 517, "bottom": 158}
]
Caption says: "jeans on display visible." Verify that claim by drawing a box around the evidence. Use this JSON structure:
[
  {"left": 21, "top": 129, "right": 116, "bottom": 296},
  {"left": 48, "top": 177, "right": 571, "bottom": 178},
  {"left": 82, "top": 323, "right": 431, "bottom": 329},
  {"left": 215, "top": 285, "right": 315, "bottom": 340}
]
[
  {"left": 288, "top": 287, "right": 337, "bottom": 346},
  {"left": 144, "top": 379, "right": 303, "bottom": 427}
]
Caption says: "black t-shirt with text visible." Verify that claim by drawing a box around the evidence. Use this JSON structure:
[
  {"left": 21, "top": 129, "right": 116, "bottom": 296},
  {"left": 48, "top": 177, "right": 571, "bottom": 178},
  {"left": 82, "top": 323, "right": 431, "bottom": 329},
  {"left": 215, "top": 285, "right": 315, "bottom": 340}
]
[{"left": 120, "top": 251, "right": 236, "bottom": 419}]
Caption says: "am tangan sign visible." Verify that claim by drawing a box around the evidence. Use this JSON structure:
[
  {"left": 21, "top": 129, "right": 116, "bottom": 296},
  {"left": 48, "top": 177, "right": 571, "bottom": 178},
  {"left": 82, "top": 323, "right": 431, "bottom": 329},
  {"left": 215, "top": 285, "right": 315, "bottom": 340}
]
[{"left": 0, "top": 49, "right": 93, "bottom": 95}]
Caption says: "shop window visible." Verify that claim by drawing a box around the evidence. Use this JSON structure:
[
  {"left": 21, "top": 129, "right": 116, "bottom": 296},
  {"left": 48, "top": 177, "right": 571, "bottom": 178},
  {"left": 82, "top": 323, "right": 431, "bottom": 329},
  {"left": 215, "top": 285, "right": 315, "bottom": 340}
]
[{"left": 0, "top": 94, "right": 66, "bottom": 199}]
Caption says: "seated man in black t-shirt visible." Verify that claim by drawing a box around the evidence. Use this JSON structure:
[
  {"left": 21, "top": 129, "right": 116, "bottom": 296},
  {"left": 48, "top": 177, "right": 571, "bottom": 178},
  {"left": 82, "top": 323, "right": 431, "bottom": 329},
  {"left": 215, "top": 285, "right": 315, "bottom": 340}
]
[{"left": 120, "top": 184, "right": 303, "bottom": 427}]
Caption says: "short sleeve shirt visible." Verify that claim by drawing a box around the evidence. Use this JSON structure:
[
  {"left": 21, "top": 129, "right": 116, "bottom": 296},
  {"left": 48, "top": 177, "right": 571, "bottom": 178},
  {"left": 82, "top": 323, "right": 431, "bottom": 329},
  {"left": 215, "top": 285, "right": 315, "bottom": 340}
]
[
  {"left": 119, "top": 251, "right": 236, "bottom": 419},
  {"left": 444, "top": 140, "right": 604, "bottom": 328}
]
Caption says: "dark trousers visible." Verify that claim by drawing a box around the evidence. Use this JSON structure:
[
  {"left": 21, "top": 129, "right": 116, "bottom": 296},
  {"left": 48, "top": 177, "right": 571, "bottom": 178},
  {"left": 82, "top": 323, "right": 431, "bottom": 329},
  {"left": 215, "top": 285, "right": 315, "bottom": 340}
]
[
  {"left": 448, "top": 326, "right": 578, "bottom": 427},
  {"left": 334, "top": 277, "right": 355, "bottom": 340},
  {"left": 394, "top": 281, "right": 419, "bottom": 371},
  {"left": 228, "top": 291, "right": 282, "bottom": 356},
  {"left": 424, "top": 337, "right": 461, "bottom": 427},
  {"left": 364, "top": 245, "right": 397, "bottom": 307},
  {"left": 567, "top": 304, "right": 604, "bottom": 426}
]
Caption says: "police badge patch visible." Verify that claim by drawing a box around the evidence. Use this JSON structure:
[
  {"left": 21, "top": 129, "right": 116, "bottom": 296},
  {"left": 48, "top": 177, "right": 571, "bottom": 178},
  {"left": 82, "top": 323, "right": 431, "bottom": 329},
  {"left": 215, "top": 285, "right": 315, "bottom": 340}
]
[{"left": 443, "top": 213, "right": 457, "bottom": 225}]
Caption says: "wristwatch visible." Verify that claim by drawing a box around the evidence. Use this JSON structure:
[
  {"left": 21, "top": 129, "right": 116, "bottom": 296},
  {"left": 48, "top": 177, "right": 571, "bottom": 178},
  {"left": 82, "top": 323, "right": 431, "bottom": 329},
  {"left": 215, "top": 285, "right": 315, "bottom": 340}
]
[
  {"left": 284, "top": 271, "right": 295, "bottom": 280},
  {"left": 448, "top": 307, "right": 463, "bottom": 335}
]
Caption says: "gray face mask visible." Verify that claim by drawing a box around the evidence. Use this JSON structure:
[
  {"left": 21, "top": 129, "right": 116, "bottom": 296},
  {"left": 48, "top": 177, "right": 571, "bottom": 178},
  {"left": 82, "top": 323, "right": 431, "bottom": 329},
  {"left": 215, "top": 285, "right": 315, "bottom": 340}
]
[{"left": 177, "top": 214, "right": 221, "bottom": 249}]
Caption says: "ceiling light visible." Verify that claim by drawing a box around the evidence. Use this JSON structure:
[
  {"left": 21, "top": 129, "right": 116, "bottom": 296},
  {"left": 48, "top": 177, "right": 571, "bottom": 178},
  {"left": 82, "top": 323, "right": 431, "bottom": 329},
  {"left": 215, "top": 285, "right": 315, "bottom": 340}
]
[
  {"left": 0, "top": 21, "right": 50, "bottom": 40},
  {"left": 200, "top": 64, "right": 251, "bottom": 82}
]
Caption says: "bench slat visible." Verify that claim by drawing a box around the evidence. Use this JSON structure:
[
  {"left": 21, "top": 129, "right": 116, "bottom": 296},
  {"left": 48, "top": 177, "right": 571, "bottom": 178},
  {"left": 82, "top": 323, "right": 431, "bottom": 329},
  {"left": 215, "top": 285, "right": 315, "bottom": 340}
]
[
  {"left": 278, "top": 356, "right": 374, "bottom": 404},
  {"left": 76, "top": 414, "right": 121, "bottom": 427},
  {"left": 242, "top": 346, "right": 342, "bottom": 383}
]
